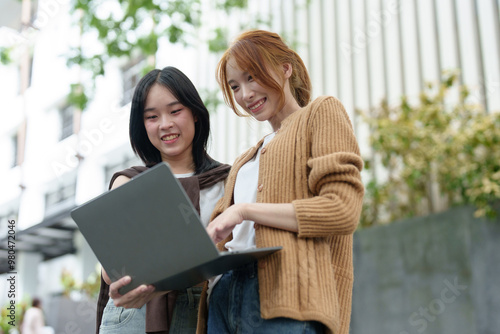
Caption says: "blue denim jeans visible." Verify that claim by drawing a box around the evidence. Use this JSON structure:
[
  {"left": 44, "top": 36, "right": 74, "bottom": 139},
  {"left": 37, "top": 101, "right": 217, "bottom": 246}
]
[
  {"left": 99, "top": 287, "right": 202, "bottom": 334},
  {"left": 169, "top": 287, "right": 202, "bottom": 333},
  {"left": 207, "top": 262, "right": 324, "bottom": 334},
  {"left": 99, "top": 299, "right": 146, "bottom": 334}
]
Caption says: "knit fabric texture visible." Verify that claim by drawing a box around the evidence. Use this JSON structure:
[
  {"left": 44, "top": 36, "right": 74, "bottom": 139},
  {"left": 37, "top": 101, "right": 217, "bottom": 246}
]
[{"left": 196, "top": 96, "right": 364, "bottom": 334}]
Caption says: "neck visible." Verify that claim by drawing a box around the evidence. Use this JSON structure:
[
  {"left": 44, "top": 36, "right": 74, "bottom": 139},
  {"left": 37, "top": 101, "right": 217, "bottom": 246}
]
[
  {"left": 268, "top": 97, "right": 301, "bottom": 132},
  {"left": 162, "top": 155, "right": 196, "bottom": 174}
]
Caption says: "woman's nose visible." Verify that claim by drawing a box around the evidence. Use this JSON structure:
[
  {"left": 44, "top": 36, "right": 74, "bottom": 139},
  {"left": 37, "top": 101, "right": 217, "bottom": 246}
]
[
  {"left": 242, "top": 85, "right": 254, "bottom": 101},
  {"left": 159, "top": 116, "right": 174, "bottom": 129}
]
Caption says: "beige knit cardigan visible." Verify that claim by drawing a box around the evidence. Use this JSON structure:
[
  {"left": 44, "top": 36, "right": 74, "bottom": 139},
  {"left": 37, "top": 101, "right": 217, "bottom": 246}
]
[{"left": 196, "top": 96, "right": 364, "bottom": 334}]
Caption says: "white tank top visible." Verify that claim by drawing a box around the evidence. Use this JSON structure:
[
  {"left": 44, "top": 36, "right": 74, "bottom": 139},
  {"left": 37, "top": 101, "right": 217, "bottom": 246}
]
[{"left": 224, "top": 131, "right": 276, "bottom": 251}]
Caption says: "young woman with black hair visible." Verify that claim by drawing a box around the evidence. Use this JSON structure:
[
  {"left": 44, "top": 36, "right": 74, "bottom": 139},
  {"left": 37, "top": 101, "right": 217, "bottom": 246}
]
[{"left": 96, "top": 66, "right": 230, "bottom": 334}]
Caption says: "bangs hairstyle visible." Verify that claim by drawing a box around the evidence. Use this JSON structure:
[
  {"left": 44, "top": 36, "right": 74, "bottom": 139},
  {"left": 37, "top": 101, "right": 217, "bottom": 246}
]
[
  {"left": 216, "top": 30, "right": 312, "bottom": 116},
  {"left": 129, "top": 66, "right": 219, "bottom": 174}
]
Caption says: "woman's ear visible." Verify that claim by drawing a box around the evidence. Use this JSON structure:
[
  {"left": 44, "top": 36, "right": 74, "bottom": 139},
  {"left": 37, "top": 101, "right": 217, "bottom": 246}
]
[{"left": 283, "top": 63, "right": 293, "bottom": 79}]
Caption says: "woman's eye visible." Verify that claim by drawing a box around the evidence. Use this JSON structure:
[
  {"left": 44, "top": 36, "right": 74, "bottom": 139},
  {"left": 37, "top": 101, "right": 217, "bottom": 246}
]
[
  {"left": 230, "top": 85, "right": 238, "bottom": 91},
  {"left": 145, "top": 115, "right": 156, "bottom": 120},
  {"left": 172, "top": 109, "right": 182, "bottom": 114},
  {"left": 248, "top": 75, "right": 253, "bottom": 81}
]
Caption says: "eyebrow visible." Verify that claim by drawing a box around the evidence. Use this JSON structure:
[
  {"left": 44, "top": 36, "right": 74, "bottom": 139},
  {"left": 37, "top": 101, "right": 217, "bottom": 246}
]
[
  {"left": 144, "top": 100, "right": 182, "bottom": 113},
  {"left": 227, "top": 70, "right": 250, "bottom": 86}
]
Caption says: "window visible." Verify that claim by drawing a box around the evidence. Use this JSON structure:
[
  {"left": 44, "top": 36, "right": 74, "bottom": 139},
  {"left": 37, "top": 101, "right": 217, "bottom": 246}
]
[
  {"left": 45, "top": 183, "right": 76, "bottom": 208},
  {"left": 60, "top": 106, "right": 74, "bottom": 140},
  {"left": 121, "top": 58, "right": 146, "bottom": 106},
  {"left": 11, "top": 134, "right": 18, "bottom": 168},
  {"left": 28, "top": 55, "right": 33, "bottom": 88},
  {"left": 30, "top": 0, "right": 39, "bottom": 25},
  {"left": 45, "top": 182, "right": 76, "bottom": 217},
  {"left": 104, "top": 155, "right": 142, "bottom": 187}
]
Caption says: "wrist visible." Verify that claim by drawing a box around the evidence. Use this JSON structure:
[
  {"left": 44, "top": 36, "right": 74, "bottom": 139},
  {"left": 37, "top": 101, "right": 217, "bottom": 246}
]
[{"left": 238, "top": 202, "right": 252, "bottom": 221}]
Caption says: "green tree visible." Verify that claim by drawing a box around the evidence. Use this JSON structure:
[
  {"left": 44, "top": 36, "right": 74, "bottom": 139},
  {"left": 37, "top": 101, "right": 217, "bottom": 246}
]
[
  {"left": 66, "top": 0, "right": 253, "bottom": 110},
  {"left": 360, "top": 71, "right": 500, "bottom": 227},
  {"left": 61, "top": 267, "right": 101, "bottom": 300},
  {"left": 0, "top": 298, "right": 29, "bottom": 332},
  {"left": 69, "top": 0, "right": 202, "bottom": 72},
  {"left": 0, "top": 47, "right": 12, "bottom": 65}
]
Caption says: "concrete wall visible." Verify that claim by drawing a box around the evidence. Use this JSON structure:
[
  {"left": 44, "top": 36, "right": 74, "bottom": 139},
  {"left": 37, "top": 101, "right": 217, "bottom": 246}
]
[
  {"left": 351, "top": 205, "right": 500, "bottom": 334},
  {"left": 45, "top": 296, "right": 96, "bottom": 334}
]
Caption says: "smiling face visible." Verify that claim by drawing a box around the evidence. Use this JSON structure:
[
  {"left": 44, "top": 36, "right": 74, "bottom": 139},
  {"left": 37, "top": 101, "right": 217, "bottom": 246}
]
[
  {"left": 225, "top": 57, "right": 300, "bottom": 131},
  {"left": 143, "top": 84, "right": 196, "bottom": 173},
  {"left": 226, "top": 58, "right": 281, "bottom": 122}
]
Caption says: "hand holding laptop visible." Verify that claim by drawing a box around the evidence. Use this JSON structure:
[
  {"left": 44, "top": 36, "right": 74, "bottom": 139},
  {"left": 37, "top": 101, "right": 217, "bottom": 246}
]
[
  {"left": 71, "top": 163, "right": 281, "bottom": 295},
  {"left": 107, "top": 276, "right": 161, "bottom": 308}
]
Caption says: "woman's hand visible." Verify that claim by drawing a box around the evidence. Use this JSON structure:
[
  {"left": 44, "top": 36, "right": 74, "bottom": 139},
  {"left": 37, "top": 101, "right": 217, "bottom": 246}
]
[
  {"left": 108, "top": 276, "right": 165, "bottom": 308},
  {"left": 207, "top": 202, "right": 298, "bottom": 243},
  {"left": 206, "top": 204, "right": 246, "bottom": 243}
]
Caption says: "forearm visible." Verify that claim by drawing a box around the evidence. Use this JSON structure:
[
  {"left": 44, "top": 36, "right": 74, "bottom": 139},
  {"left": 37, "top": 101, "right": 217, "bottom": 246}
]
[
  {"left": 207, "top": 202, "right": 298, "bottom": 243},
  {"left": 240, "top": 202, "right": 298, "bottom": 232}
]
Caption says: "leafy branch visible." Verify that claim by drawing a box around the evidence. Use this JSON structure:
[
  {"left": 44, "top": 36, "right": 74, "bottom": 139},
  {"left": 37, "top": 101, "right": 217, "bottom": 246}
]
[
  {"left": 0, "top": 47, "right": 13, "bottom": 65},
  {"left": 64, "top": 0, "right": 254, "bottom": 111},
  {"left": 360, "top": 71, "right": 500, "bottom": 227},
  {"left": 61, "top": 267, "right": 101, "bottom": 300}
]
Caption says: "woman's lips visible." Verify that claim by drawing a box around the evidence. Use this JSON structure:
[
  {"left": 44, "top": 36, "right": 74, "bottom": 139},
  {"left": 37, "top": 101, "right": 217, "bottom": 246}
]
[
  {"left": 248, "top": 98, "right": 266, "bottom": 113},
  {"left": 161, "top": 134, "right": 180, "bottom": 143}
]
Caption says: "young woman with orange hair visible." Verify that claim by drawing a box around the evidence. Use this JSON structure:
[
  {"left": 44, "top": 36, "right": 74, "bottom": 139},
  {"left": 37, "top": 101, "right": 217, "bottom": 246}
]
[{"left": 197, "top": 30, "right": 365, "bottom": 334}]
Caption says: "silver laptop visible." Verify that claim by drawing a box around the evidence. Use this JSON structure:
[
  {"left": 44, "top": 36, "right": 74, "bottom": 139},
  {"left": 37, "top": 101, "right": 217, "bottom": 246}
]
[{"left": 71, "top": 162, "right": 281, "bottom": 294}]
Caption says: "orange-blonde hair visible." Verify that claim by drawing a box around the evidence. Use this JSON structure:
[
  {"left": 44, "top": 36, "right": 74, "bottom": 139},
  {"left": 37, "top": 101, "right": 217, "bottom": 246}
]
[{"left": 216, "top": 30, "right": 312, "bottom": 116}]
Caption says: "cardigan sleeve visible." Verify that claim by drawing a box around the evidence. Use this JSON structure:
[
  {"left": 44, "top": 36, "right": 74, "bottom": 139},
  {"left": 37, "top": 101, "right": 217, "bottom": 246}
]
[{"left": 293, "top": 97, "right": 364, "bottom": 237}]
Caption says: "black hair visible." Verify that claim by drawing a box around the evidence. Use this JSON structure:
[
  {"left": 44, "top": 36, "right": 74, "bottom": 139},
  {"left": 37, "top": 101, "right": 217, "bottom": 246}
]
[
  {"left": 129, "top": 66, "right": 219, "bottom": 174},
  {"left": 32, "top": 297, "right": 41, "bottom": 307}
]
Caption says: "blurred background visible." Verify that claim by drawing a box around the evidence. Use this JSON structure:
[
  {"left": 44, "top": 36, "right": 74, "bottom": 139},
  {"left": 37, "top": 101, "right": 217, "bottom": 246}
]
[{"left": 0, "top": 0, "right": 499, "bottom": 333}]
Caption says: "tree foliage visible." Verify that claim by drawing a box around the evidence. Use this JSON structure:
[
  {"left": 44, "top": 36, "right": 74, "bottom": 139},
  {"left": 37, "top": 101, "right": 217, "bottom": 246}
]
[
  {"left": 360, "top": 71, "right": 500, "bottom": 227},
  {"left": 0, "top": 298, "right": 28, "bottom": 332},
  {"left": 69, "top": 0, "right": 202, "bottom": 72},
  {"left": 61, "top": 267, "right": 101, "bottom": 300},
  {"left": 66, "top": 0, "right": 252, "bottom": 110},
  {"left": 0, "top": 47, "right": 13, "bottom": 65}
]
